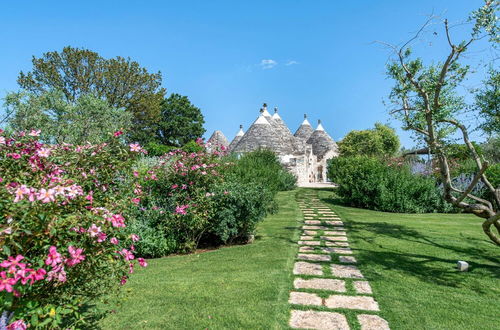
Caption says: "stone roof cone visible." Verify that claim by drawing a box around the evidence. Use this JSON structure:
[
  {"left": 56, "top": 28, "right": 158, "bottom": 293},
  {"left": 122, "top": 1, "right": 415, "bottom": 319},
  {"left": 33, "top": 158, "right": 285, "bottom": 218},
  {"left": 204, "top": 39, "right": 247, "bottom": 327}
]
[
  {"left": 261, "top": 103, "right": 272, "bottom": 118},
  {"left": 294, "top": 114, "right": 314, "bottom": 141},
  {"left": 228, "top": 125, "right": 245, "bottom": 151},
  {"left": 232, "top": 107, "right": 290, "bottom": 154},
  {"left": 306, "top": 119, "right": 338, "bottom": 160},
  {"left": 207, "top": 130, "right": 229, "bottom": 148}
]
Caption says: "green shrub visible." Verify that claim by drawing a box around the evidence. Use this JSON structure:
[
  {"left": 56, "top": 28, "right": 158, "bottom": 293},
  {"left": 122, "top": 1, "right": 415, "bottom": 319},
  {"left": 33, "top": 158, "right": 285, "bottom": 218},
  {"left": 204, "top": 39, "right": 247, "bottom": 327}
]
[
  {"left": 225, "top": 150, "right": 296, "bottom": 194},
  {"left": 327, "top": 156, "right": 452, "bottom": 213},
  {"left": 201, "top": 181, "right": 272, "bottom": 245}
]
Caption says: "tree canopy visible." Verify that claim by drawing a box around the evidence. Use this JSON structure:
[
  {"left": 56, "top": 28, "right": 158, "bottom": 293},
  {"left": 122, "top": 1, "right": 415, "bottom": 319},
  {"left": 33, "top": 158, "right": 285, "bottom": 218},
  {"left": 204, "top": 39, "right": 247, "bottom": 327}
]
[
  {"left": 17, "top": 46, "right": 165, "bottom": 143},
  {"left": 4, "top": 90, "right": 131, "bottom": 144},
  {"left": 338, "top": 123, "right": 400, "bottom": 157},
  {"left": 154, "top": 93, "right": 205, "bottom": 147},
  {"left": 475, "top": 68, "right": 499, "bottom": 135}
]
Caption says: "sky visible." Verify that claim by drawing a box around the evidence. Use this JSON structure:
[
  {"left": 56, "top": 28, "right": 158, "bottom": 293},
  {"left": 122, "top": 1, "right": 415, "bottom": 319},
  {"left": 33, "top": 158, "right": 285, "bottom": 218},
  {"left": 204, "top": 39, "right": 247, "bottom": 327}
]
[{"left": 0, "top": 0, "right": 493, "bottom": 147}]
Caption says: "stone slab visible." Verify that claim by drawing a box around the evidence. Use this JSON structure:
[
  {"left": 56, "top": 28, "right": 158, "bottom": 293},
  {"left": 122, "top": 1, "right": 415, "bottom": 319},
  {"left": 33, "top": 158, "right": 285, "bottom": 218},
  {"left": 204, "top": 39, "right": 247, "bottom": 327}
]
[
  {"left": 294, "top": 278, "right": 346, "bottom": 292},
  {"left": 303, "top": 225, "right": 329, "bottom": 230},
  {"left": 305, "top": 220, "right": 321, "bottom": 225},
  {"left": 325, "top": 221, "right": 344, "bottom": 226},
  {"left": 303, "top": 230, "right": 318, "bottom": 236},
  {"left": 300, "top": 235, "right": 315, "bottom": 240},
  {"left": 289, "top": 292, "right": 322, "bottom": 306},
  {"left": 326, "top": 242, "right": 350, "bottom": 247},
  {"left": 293, "top": 262, "right": 323, "bottom": 275},
  {"left": 298, "top": 240, "right": 321, "bottom": 246},
  {"left": 339, "top": 256, "right": 357, "bottom": 263},
  {"left": 357, "top": 314, "right": 390, "bottom": 330},
  {"left": 331, "top": 264, "right": 364, "bottom": 278},
  {"left": 298, "top": 253, "right": 331, "bottom": 262},
  {"left": 321, "top": 236, "right": 348, "bottom": 242},
  {"left": 325, "top": 295, "right": 379, "bottom": 311},
  {"left": 353, "top": 281, "right": 372, "bottom": 294},
  {"left": 322, "top": 247, "right": 353, "bottom": 254},
  {"left": 299, "top": 246, "right": 316, "bottom": 253},
  {"left": 324, "top": 231, "right": 347, "bottom": 236}
]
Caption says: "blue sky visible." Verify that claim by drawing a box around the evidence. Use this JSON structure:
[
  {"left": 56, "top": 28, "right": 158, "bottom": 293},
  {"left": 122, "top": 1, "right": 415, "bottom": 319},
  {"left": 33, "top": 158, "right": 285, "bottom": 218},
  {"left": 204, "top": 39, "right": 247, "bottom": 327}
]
[{"left": 0, "top": 0, "right": 492, "bottom": 147}]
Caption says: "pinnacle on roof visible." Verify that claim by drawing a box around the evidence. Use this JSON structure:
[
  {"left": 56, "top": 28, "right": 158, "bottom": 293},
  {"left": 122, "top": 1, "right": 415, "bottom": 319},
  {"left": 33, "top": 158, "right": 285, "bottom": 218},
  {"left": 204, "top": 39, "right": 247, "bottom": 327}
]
[
  {"left": 316, "top": 119, "right": 325, "bottom": 131},
  {"left": 228, "top": 125, "right": 245, "bottom": 151},
  {"left": 294, "top": 114, "right": 314, "bottom": 141},
  {"left": 272, "top": 107, "right": 281, "bottom": 120},
  {"left": 261, "top": 103, "right": 272, "bottom": 117}
]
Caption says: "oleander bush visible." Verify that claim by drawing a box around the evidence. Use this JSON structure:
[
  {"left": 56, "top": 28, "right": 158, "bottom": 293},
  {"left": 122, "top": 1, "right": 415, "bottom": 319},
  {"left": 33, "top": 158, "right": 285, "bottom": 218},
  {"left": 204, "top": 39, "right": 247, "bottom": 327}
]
[
  {"left": 327, "top": 156, "right": 452, "bottom": 213},
  {"left": 0, "top": 130, "right": 147, "bottom": 328}
]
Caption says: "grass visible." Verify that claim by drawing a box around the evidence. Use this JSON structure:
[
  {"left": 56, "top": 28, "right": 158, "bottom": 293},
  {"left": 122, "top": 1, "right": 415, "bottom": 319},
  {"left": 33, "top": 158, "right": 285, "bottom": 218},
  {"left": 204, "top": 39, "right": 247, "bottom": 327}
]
[
  {"left": 316, "top": 188, "right": 499, "bottom": 330},
  {"left": 99, "top": 187, "right": 499, "bottom": 329},
  {"left": 98, "top": 190, "right": 300, "bottom": 329}
]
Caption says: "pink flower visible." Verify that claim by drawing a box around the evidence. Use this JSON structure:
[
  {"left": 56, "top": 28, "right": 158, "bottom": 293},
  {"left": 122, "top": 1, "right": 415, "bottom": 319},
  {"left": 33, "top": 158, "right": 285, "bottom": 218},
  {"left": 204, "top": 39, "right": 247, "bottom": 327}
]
[
  {"left": 45, "top": 246, "right": 62, "bottom": 267},
  {"left": 18, "top": 268, "right": 46, "bottom": 285},
  {"left": 88, "top": 224, "right": 102, "bottom": 237},
  {"left": 36, "top": 147, "right": 51, "bottom": 158},
  {"left": 120, "top": 276, "right": 127, "bottom": 285},
  {"left": 85, "top": 191, "right": 93, "bottom": 204},
  {"left": 46, "top": 265, "right": 66, "bottom": 282},
  {"left": 28, "top": 129, "right": 41, "bottom": 136},
  {"left": 0, "top": 271, "right": 17, "bottom": 292},
  {"left": 131, "top": 197, "right": 140, "bottom": 205},
  {"left": 130, "top": 234, "right": 140, "bottom": 242},
  {"left": 8, "top": 153, "right": 21, "bottom": 159},
  {"left": 119, "top": 249, "right": 134, "bottom": 261},
  {"left": 13, "top": 185, "right": 29, "bottom": 203},
  {"left": 129, "top": 143, "right": 142, "bottom": 152},
  {"left": 97, "top": 232, "right": 107, "bottom": 243},
  {"left": 175, "top": 205, "right": 189, "bottom": 215},
  {"left": 171, "top": 184, "right": 178, "bottom": 189},
  {"left": 66, "top": 246, "right": 85, "bottom": 266},
  {"left": 0, "top": 255, "right": 27, "bottom": 273},
  {"left": 7, "top": 319, "right": 27, "bottom": 330},
  {"left": 129, "top": 263, "right": 134, "bottom": 274},
  {"left": 0, "top": 136, "right": 5, "bottom": 144},
  {"left": 133, "top": 171, "right": 139, "bottom": 177},
  {"left": 110, "top": 214, "right": 125, "bottom": 228},
  {"left": 114, "top": 130, "right": 123, "bottom": 137},
  {"left": 37, "top": 188, "right": 56, "bottom": 203},
  {"left": 110, "top": 237, "right": 119, "bottom": 245},
  {"left": 137, "top": 258, "right": 148, "bottom": 267},
  {"left": 224, "top": 191, "right": 229, "bottom": 195}
]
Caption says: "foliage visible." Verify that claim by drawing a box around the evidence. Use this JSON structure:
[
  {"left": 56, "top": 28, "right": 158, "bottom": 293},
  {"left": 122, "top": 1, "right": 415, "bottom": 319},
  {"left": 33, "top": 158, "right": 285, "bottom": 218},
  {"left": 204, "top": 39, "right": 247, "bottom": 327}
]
[
  {"left": 0, "top": 130, "right": 147, "bottom": 328},
  {"left": 475, "top": 68, "right": 499, "bottom": 135},
  {"left": 444, "top": 142, "right": 483, "bottom": 161},
  {"left": 481, "top": 135, "right": 500, "bottom": 163},
  {"left": 154, "top": 94, "right": 205, "bottom": 147},
  {"left": 203, "top": 181, "right": 272, "bottom": 245},
  {"left": 3, "top": 90, "right": 131, "bottom": 145},
  {"left": 338, "top": 123, "right": 400, "bottom": 157},
  {"left": 327, "top": 156, "right": 452, "bottom": 213},
  {"left": 385, "top": 0, "right": 500, "bottom": 244},
  {"left": 224, "top": 150, "right": 297, "bottom": 194},
  {"left": 16, "top": 46, "right": 165, "bottom": 144},
  {"left": 130, "top": 144, "right": 227, "bottom": 257}
]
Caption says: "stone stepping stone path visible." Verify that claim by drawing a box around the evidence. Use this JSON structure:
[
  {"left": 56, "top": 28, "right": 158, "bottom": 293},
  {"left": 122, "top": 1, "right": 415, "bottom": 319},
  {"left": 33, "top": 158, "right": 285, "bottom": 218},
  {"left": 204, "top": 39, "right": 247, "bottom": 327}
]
[{"left": 289, "top": 192, "right": 390, "bottom": 330}]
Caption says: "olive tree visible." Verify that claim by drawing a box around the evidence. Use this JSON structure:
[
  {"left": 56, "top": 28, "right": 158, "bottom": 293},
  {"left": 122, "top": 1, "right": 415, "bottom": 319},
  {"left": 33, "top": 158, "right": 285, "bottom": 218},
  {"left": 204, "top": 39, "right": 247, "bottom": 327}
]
[{"left": 384, "top": 1, "right": 500, "bottom": 244}]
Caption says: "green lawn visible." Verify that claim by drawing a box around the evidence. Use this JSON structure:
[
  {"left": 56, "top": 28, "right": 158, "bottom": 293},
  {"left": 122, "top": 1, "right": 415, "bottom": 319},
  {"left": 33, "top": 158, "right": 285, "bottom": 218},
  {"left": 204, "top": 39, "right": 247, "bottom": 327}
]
[
  {"left": 98, "top": 190, "right": 300, "bottom": 329},
  {"left": 99, "top": 188, "right": 499, "bottom": 329},
  {"left": 316, "top": 188, "right": 499, "bottom": 330}
]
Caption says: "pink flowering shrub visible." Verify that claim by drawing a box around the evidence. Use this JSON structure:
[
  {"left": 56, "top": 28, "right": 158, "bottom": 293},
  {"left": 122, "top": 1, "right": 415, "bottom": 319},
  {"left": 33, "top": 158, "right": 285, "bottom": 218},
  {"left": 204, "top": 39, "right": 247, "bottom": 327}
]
[
  {"left": 128, "top": 141, "right": 231, "bottom": 256},
  {"left": 0, "top": 130, "right": 146, "bottom": 328}
]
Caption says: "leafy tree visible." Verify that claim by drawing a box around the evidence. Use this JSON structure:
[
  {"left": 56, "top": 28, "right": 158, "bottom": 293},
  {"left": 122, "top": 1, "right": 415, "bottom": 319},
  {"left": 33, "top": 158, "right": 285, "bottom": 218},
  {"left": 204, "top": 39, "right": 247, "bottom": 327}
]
[
  {"left": 17, "top": 46, "right": 165, "bottom": 143},
  {"left": 475, "top": 68, "right": 499, "bottom": 135},
  {"left": 155, "top": 93, "right": 205, "bottom": 147},
  {"left": 4, "top": 90, "right": 131, "bottom": 144},
  {"left": 338, "top": 123, "right": 400, "bottom": 157},
  {"left": 385, "top": 1, "right": 500, "bottom": 244},
  {"left": 482, "top": 135, "right": 500, "bottom": 163}
]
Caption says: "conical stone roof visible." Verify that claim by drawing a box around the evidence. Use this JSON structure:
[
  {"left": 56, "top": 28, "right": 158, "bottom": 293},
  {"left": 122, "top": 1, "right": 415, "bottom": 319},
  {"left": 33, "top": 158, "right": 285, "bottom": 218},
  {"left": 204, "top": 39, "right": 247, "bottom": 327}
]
[
  {"left": 270, "top": 108, "right": 297, "bottom": 154},
  {"left": 207, "top": 130, "right": 229, "bottom": 148},
  {"left": 233, "top": 109, "right": 293, "bottom": 154},
  {"left": 306, "top": 120, "right": 338, "bottom": 160},
  {"left": 228, "top": 125, "right": 245, "bottom": 151},
  {"left": 294, "top": 114, "right": 314, "bottom": 141}
]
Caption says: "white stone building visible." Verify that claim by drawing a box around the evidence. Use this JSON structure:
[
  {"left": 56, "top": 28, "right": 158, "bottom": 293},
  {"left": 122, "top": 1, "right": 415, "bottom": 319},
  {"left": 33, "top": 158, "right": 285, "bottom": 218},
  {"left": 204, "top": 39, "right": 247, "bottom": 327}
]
[{"left": 208, "top": 103, "right": 339, "bottom": 184}]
